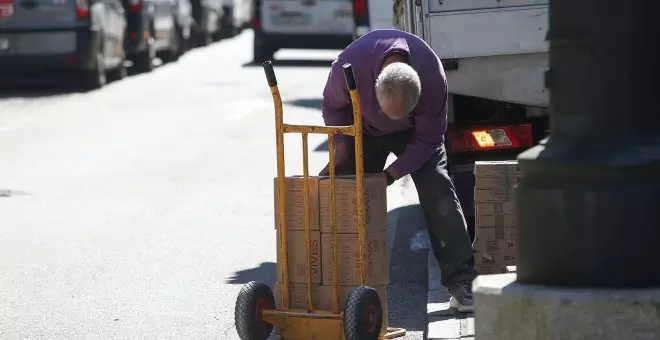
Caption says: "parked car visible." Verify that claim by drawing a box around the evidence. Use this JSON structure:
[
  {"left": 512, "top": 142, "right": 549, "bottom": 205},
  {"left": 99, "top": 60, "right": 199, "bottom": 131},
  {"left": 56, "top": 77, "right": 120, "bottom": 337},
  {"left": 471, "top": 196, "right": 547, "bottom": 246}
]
[
  {"left": 215, "top": 0, "right": 251, "bottom": 40},
  {"left": 0, "top": 0, "right": 128, "bottom": 89},
  {"left": 121, "top": 0, "right": 191, "bottom": 73},
  {"left": 189, "top": 0, "right": 223, "bottom": 46},
  {"left": 252, "top": 0, "right": 357, "bottom": 63},
  {"left": 173, "top": 0, "right": 194, "bottom": 52}
]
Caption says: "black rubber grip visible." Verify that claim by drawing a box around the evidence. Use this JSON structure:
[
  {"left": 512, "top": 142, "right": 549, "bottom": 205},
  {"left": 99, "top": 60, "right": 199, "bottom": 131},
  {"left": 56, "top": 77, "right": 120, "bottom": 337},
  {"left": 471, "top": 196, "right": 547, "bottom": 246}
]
[
  {"left": 342, "top": 63, "right": 356, "bottom": 90},
  {"left": 263, "top": 61, "right": 277, "bottom": 87}
]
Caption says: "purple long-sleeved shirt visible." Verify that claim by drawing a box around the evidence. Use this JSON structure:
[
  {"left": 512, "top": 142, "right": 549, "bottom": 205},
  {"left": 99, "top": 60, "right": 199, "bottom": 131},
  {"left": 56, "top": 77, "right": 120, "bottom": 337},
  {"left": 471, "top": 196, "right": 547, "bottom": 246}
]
[{"left": 322, "top": 29, "right": 448, "bottom": 178}]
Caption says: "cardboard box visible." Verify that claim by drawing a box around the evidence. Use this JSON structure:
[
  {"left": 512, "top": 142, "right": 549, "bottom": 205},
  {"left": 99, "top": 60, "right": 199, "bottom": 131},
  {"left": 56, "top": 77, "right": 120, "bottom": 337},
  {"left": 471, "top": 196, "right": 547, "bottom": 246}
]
[
  {"left": 476, "top": 225, "right": 516, "bottom": 240},
  {"left": 476, "top": 202, "right": 516, "bottom": 227},
  {"left": 276, "top": 230, "right": 322, "bottom": 284},
  {"left": 474, "top": 161, "right": 521, "bottom": 181},
  {"left": 274, "top": 176, "right": 321, "bottom": 231},
  {"left": 474, "top": 161, "right": 522, "bottom": 203},
  {"left": 474, "top": 251, "right": 516, "bottom": 265},
  {"left": 273, "top": 283, "right": 389, "bottom": 336},
  {"left": 473, "top": 239, "right": 516, "bottom": 256},
  {"left": 321, "top": 231, "right": 389, "bottom": 286},
  {"left": 476, "top": 201, "right": 515, "bottom": 217},
  {"left": 273, "top": 282, "right": 322, "bottom": 309},
  {"left": 475, "top": 264, "right": 508, "bottom": 275},
  {"left": 319, "top": 174, "right": 388, "bottom": 234}
]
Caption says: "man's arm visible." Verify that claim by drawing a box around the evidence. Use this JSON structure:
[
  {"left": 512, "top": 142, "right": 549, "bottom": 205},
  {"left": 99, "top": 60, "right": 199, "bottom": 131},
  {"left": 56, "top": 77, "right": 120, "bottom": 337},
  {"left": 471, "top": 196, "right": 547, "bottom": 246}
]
[
  {"left": 321, "top": 59, "right": 354, "bottom": 168},
  {"left": 386, "top": 68, "right": 448, "bottom": 179}
]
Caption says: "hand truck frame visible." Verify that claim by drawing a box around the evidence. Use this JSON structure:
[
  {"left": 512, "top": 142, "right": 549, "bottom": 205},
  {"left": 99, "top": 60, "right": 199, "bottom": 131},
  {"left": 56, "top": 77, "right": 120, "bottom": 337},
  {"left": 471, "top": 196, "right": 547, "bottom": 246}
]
[{"left": 234, "top": 61, "right": 407, "bottom": 340}]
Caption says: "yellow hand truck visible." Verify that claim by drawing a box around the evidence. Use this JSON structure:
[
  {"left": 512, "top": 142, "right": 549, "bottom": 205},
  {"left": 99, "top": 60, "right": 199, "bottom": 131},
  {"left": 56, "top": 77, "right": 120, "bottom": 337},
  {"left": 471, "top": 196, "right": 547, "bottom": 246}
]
[{"left": 234, "top": 61, "right": 407, "bottom": 340}]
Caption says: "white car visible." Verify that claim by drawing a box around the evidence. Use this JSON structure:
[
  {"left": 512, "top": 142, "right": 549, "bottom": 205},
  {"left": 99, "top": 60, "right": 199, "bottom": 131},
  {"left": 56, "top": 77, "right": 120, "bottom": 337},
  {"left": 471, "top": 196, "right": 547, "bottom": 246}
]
[{"left": 252, "top": 0, "right": 367, "bottom": 62}]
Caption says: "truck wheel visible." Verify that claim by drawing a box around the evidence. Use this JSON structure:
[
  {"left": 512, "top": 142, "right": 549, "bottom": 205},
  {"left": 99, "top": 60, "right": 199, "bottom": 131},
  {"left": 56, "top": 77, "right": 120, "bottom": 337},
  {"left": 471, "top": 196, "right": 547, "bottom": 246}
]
[
  {"left": 343, "top": 286, "right": 383, "bottom": 340},
  {"left": 82, "top": 50, "right": 107, "bottom": 90},
  {"left": 253, "top": 40, "right": 276, "bottom": 63},
  {"left": 133, "top": 37, "right": 155, "bottom": 73},
  {"left": 234, "top": 281, "right": 275, "bottom": 340}
]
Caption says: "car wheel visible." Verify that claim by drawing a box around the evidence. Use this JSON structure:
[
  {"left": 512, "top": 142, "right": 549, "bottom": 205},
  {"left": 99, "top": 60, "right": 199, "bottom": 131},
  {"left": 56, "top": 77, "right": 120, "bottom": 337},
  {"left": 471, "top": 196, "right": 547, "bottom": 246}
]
[
  {"left": 159, "top": 26, "right": 182, "bottom": 63},
  {"left": 107, "top": 53, "right": 128, "bottom": 82},
  {"left": 194, "top": 30, "right": 212, "bottom": 47},
  {"left": 83, "top": 50, "right": 107, "bottom": 90},
  {"left": 133, "top": 36, "right": 155, "bottom": 73}
]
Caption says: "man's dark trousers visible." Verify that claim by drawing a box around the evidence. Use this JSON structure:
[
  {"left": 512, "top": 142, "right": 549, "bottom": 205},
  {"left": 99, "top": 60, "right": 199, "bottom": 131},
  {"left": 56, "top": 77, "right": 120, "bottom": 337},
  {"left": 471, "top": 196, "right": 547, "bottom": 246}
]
[{"left": 334, "top": 130, "right": 478, "bottom": 287}]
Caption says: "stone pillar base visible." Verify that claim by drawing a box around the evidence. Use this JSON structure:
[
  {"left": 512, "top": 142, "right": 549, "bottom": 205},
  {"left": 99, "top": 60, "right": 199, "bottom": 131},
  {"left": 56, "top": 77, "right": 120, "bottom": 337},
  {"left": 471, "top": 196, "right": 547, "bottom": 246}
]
[{"left": 474, "top": 273, "right": 660, "bottom": 340}]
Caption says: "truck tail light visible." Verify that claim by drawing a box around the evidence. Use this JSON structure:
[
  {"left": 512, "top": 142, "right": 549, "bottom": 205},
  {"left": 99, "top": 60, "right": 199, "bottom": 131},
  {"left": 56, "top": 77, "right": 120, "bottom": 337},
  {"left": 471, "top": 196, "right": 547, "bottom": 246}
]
[
  {"left": 75, "top": 0, "right": 89, "bottom": 18},
  {"left": 353, "top": 0, "right": 368, "bottom": 26},
  {"left": 446, "top": 124, "right": 533, "bottom": 154},
  {"left": 128, "top": 0, "right": 142, "bottom": 12}
]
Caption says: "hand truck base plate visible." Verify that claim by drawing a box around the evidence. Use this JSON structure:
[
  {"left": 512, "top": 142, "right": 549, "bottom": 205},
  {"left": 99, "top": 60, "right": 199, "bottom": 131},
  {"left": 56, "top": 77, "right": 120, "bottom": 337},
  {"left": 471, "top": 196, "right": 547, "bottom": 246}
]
[{"left": 263, "top": 309, "right": 406, "bottom": 340}]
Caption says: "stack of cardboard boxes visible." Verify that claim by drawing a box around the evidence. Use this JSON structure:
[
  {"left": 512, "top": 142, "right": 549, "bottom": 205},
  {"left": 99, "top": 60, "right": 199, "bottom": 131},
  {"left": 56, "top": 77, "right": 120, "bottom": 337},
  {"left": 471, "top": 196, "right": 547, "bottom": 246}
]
[
  {"left": 273, "top": 174, "right": 389, "bottom": 335},
  {"left": 472, "top": 161, "right": 521, "bottom": 274}
]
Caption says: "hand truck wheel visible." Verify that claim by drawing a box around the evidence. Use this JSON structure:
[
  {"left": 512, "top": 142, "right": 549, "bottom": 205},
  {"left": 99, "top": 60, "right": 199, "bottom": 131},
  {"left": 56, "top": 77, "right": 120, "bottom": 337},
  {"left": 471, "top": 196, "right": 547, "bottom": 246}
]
[
  {"left": 342, "top": 286, "right": 384, "bottom": 340},
  {"left": 234, "top": 281, "right": 275, "bottom": 340}
]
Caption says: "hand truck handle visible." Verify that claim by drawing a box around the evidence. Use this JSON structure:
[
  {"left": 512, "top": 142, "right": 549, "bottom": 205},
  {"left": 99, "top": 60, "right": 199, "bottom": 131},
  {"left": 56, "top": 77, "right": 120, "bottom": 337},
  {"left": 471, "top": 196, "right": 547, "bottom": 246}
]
[
  {"left": 342, "top": 63, "right": 357, "bottom": 90},
  {"left": 263, "top": 61, "right": 278, "bottom": 87}
]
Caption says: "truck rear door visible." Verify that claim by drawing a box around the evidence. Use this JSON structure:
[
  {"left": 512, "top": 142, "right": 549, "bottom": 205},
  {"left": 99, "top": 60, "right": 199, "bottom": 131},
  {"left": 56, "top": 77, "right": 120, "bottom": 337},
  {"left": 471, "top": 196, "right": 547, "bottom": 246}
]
[
  {"left": 261, "top": 0, "right": 354, "bottom": 36},
  {"left": 424, "top": 0, "right": 548, "bottom": 59}
]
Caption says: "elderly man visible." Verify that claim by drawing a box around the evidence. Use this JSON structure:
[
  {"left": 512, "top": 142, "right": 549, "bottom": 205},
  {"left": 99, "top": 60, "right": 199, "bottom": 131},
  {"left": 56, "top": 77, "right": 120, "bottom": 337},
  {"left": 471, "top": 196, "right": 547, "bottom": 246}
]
[{"left": 319, "top": 29, "right": 477, "bottom": 311}]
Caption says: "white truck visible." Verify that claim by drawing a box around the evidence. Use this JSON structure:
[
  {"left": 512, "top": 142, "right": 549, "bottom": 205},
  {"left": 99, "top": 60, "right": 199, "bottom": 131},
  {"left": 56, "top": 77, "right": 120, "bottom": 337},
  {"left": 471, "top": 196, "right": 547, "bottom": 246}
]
[{"left": 399, "top": 0, "right": 550, "bottom": 239}]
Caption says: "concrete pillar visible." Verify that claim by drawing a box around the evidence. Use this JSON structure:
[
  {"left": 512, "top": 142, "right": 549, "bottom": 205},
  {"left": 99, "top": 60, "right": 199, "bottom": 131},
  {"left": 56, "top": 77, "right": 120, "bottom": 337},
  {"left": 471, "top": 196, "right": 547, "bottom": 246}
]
[{"left": 475, "top": 0, "right": 660, "bottom": 338}]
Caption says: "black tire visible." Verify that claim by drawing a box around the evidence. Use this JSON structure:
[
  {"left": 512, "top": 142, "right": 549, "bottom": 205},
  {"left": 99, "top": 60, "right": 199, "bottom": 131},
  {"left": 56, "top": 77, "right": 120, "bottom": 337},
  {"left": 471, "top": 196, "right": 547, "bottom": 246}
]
[
  {"left": 82, "top": 50, "right": 107, "bottom": 90},
  {"left": 107, "top": 59, "right": 127, "bottom": 82},
  {"left": 234, "top": 281, "right": 275, "bottom": 340},
  {"left": 343, "top": 286, "right": 384, "bottom": 340},
  {"left": 193, "top": 30, "right": 212, "bottom": 47},
  {"left": 133, "top": 37, "right": 155, "bottom": 73},
  {"left": 160, "top": 26, "right": 182, "bottom": 63}
]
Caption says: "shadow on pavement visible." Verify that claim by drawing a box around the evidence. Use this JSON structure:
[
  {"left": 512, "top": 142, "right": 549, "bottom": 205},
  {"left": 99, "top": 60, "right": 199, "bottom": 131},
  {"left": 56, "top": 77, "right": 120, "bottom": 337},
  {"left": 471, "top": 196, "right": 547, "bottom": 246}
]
[
  {"left": 284, "top": 98, "right": 322, "bottom": 111},
  {"left": 0, "top": 82, "right": 81, "bottom": 99},
  {"left": 387, "top": 203, "right": 430, "bottom": 333},
  {"left": 225, "top": 262, "right": 276, "bottom": 288},
  {"left": 242, "top": 59, "right": 334, "bottom": 68},
  {"left": 0, "top": 189, "right": 31, "bottom": 197}
]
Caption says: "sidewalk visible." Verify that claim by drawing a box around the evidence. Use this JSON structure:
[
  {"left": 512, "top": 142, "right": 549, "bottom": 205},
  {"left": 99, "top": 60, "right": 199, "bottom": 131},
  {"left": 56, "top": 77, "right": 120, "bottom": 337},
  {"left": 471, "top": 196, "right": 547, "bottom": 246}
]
[{"left": 388, "top": 173, "right": 475, "bottom": 340}]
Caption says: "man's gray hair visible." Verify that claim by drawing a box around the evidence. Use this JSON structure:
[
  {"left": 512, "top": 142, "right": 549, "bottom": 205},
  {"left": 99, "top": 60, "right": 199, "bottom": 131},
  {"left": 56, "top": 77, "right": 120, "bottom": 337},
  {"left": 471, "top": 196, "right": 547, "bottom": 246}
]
[{"left": 375, "top": 62, "right": 421, "bottom": 116}]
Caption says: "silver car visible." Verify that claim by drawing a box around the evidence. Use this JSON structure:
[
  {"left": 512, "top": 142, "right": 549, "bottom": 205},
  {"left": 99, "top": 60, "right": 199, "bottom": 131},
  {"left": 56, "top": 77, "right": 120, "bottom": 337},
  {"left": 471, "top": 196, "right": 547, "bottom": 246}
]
[{"left": 0, "top": 0, "right": 128, "bottom": 89}]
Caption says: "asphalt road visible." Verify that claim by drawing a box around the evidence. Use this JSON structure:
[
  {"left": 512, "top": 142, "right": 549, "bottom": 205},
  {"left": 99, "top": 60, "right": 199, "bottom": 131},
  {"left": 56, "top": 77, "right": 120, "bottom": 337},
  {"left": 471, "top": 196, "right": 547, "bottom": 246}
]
[{"left": 0, "top": 31, "right": 428, "bottom": 340}]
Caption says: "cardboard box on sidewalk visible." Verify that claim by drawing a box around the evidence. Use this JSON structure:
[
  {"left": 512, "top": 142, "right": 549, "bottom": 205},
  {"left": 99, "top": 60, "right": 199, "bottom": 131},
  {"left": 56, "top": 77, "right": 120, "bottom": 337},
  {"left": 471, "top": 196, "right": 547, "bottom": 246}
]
[
  {"left": 475, "top": 202, "right": 516, "bottom": 240},
  {"left": 319, "top": 174, "right": 388, "bottom": 234},
  {"left": 473, "top": 239, "right": 516, "bottom": 257},
  {"left": 276, "top": 230, "right": 322, "bottom": 284},
  {"left": 321, "top": 231, "right": 389, "bottom": 286},
  {"left": 474, "top": 161, "right": 522, "bottom": 203},
  {"left": 274, "top": 283, "right": 389, "bottom": 336},
  {"left": 274, "top": 176, "right": 321, "bottom": 231},
  {"left": 474, "top": 252, "right": 516, "bottom": 266},
  {"left": 475, "top": 264, "right": 509, "bottom": 275}
]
